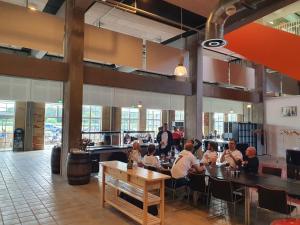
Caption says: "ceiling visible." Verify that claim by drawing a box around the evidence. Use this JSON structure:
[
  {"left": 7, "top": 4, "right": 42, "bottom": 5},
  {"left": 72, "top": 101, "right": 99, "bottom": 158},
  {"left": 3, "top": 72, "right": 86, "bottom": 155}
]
[{"left": 163, "top": 0, "right": 219, "bottom": 17}]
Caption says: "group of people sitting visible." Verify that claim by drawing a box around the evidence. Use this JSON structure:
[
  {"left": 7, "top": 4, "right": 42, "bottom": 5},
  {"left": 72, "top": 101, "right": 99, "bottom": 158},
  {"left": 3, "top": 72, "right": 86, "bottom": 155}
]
[{"left": 129, "top": 138, "right": 259, "bottom": 182}]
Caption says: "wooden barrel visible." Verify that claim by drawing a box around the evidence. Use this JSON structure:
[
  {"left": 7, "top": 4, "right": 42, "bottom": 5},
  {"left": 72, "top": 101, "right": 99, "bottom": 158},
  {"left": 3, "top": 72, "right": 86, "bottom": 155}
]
[
  {"left": 51, "top": 146, "right": 61, "bottom": 174},
  {"left": 67, "top": 152, "right": 91, "bottom": 185}
]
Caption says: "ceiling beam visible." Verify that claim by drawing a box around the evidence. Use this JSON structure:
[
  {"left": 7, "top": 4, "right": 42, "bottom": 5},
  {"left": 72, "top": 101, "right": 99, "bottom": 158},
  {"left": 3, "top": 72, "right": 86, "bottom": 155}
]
[
  {"left": 0, "top": 52, "right": 192, "bottom": 96},
  {"left": 225, "top": 0, "right": 298, "bottom": 33},
  {"left": 0, "top": 52, "right": 67, "bottom": 81},
  {"left": 84, "top": 66, "right": 192, "bottom": 95},
  {"left": 203, "top": 84, "right": 261, "bottom": 103}
]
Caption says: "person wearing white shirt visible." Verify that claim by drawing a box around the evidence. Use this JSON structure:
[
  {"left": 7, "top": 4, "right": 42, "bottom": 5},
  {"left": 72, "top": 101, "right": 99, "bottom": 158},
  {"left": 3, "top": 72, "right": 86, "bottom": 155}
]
[
  {"left": 143, "top": 144, "right": 160, "bottom": 168},
  {"left": 171, "top": 143, "right": 205, "bottom": 179},
  {"left": 220, "top": 139, "right": 243, "bottom": 168},
  {"left": 202, "top": 142, "right": 218, "bottom": 166}
]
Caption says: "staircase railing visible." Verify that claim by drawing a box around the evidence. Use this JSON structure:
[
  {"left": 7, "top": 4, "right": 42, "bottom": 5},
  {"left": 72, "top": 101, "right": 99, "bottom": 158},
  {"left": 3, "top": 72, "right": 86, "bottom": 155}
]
[{"left": 274, "top": 20, "right": 300, "bottom": 36}]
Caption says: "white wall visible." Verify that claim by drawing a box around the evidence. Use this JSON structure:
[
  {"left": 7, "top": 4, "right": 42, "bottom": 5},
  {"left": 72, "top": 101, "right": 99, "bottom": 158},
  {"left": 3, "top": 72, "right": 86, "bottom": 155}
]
[
  {"left": 265, "top": 96, "right": 300, "bottom": 157},
  {"left": 265, "top": 96, "right": 300, "bottom": 128},
  {"left": 0, "top": 76, "right": 185, "bottom": 110},
  {"left": 203, "top": 97, "right": 244, "bottom": 114}
]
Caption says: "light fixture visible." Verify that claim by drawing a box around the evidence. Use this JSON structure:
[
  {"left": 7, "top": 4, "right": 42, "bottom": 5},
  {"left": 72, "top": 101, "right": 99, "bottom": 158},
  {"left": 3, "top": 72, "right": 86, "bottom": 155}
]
[
  {"left": 137, "top": 101, "right": 143, "bottom": 108},
  {"left": 247, "top": 104, "right": 252, "bottom": 109},
  {"left": 174, "top": 6, "right": 188, "bottom": 77},
  {"left": 229, "top": 109, "right": 234, "bottom": 114}
]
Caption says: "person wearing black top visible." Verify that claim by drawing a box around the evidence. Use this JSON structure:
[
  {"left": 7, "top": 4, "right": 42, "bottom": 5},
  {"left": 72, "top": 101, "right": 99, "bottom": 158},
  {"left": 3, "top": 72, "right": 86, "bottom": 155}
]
[
  {"left": 243, "top": 146, "right": 259, "bottom": 174},
  {"left": 156, "top": 123, "right": 173, "bottom": 155}
]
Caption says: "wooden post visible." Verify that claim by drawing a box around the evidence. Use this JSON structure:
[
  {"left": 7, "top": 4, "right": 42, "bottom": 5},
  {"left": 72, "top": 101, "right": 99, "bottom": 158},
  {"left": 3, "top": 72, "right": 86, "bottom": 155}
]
[{"left": 61, "top": 0, "right": 85, "bottom": 176}]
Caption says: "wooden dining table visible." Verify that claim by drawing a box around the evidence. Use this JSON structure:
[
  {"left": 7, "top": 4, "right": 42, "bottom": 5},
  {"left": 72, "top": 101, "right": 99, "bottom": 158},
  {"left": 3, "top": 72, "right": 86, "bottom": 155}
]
[{"left": 205, "top": 165, "right": 300, "bottom": 225}]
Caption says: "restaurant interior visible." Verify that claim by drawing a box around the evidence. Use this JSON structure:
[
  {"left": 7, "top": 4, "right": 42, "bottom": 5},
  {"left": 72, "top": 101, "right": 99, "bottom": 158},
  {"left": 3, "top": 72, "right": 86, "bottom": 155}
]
[{"left": 0, "top": 0, "right": 300, "bottom": 225}]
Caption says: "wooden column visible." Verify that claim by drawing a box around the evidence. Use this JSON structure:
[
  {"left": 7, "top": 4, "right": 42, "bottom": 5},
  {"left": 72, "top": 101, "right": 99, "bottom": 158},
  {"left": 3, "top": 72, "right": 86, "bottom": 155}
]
[
  {"left": 61, "top": 0, "right": 85, "bottom": 176},
  {"left": 184, "top": 34, "right": 203, "bottom": 140}
]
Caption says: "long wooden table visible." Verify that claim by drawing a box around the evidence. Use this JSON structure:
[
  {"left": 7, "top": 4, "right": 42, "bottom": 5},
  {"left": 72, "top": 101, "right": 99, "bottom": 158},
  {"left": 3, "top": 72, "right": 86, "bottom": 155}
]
[
  {"left": 205, "top": 166, "right": 300, "bottom": 225},
  {"left": 100, "top": 161, "right": 170, "bottom": 225}
]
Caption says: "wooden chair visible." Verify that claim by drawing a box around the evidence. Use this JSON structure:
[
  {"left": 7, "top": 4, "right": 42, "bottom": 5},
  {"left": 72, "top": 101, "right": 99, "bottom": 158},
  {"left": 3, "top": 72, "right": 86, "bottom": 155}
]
[{"left": 262, "top": 166, "right": 282, "bottom": 177}]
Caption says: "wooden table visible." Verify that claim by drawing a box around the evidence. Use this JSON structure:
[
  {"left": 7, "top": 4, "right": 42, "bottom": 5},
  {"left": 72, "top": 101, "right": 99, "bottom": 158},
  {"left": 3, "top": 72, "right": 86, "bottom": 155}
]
[{"left": 100, "top": 161, "right": 170, "bottom": 225}]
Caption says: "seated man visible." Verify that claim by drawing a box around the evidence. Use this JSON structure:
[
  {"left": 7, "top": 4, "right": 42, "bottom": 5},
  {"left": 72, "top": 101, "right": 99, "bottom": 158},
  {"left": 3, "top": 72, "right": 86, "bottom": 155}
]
[
  {"left": 243, "top": 146, "right": 259, "bottom": 174},
  {"left": 220, "top": 139, "right": 243, "bottom": 168},
  {"left": 171, "top": 143, "right": 205, "bottom": 180}
]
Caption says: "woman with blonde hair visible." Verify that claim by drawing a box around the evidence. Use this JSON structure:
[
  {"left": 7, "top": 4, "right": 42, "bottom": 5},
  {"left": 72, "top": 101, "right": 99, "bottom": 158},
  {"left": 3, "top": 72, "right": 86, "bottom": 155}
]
[{"left": 130, "top": 141, "right": 142, "bottom": 163}]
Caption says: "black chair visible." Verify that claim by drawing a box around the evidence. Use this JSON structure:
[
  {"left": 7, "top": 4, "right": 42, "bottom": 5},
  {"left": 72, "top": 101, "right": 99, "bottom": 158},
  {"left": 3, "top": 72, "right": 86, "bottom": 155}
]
[
  {"left": 256, "top": 185, "right": 296, "bottom": 218},
  {"left": 188, "top": 173, "right": 209, "bottom": 205},
  {"left": 161, "top": 170, "right": 188, "bottom": 200},
  {"left": 262, "top": 166, "right": 282, "bottom": 177},
  {"left": 208, "top": 177, "right": 244, "bottom": 217}
]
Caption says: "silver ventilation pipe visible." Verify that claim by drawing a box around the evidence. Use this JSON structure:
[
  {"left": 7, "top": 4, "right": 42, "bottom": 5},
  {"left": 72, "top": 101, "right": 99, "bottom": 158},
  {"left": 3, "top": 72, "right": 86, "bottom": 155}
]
[{"left": 202, "top": 0, "right": 240, "bottom": 48}]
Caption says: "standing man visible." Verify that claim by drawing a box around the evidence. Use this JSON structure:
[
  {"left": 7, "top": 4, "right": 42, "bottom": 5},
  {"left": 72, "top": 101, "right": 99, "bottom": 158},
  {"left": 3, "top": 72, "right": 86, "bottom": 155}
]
[
  {"left": 220, "top": 139, "right": 243, "bottom": 168},
  {"left": 156, "top": 123, "right": 173, "bottom": 155}
]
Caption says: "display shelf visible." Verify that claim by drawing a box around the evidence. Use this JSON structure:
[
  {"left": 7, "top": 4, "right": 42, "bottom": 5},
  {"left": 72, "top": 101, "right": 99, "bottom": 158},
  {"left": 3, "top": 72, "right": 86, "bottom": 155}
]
[
  {"left": 105, "top": 188, "right": 161, "bottom": 225},
  {"left": 105, "top": 176, "right": 161, "bottom": 206}
]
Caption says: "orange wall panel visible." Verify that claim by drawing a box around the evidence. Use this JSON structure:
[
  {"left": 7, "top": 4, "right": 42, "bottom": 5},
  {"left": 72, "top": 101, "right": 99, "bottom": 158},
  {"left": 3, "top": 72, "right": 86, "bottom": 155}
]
[{"left": 225, "top": 22, "right": 300, "bottom": 81}]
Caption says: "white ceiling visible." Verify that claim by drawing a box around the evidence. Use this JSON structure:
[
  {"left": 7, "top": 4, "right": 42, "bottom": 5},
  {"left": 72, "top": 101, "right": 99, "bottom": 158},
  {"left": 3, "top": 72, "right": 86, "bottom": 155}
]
[{"left": 85, "top": 2, "right": 183, "bottom": 43}]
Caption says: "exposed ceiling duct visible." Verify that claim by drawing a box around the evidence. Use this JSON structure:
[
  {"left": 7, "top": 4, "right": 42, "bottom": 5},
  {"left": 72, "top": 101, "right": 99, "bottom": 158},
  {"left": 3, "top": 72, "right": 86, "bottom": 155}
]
[{"left": 202, "top": 0, "right": 240, "bottom": 48}]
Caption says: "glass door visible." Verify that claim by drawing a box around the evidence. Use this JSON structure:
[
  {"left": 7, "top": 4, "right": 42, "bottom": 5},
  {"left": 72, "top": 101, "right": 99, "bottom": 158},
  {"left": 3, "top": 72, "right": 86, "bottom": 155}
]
[{"left": 0, "top": 101, "right": 15, "bottom": 151}]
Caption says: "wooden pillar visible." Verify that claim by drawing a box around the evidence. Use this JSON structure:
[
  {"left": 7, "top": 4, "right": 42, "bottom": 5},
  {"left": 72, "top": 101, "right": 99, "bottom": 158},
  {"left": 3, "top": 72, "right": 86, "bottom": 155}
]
[
  {"left": 61, "top": 0, "right": 85, "bottom": 176},
  {"left": 184, "top": 34, "right": 203, "bottom": 140}
]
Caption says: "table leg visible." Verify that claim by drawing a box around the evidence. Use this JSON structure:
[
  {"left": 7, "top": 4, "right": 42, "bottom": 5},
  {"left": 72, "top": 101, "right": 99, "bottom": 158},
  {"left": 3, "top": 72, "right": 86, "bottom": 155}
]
[
  {"left": 101, "top": 165, "right": 105, "bottom": 208},
  {"left": 244, "top": 186, "right": 250, "bottom": 225},
  {"left": 160, "top": 181, "right": 165, "bottom": 225},
  {"left": 143, "top": 183, "right": 148, "bottom": 225}
]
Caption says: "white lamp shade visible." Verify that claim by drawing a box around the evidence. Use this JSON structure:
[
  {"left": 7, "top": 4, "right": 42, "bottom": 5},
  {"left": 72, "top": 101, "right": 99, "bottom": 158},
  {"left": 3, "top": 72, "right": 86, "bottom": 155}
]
[{"left": 174, "top": 64, "right": 188, "bottom": 76}]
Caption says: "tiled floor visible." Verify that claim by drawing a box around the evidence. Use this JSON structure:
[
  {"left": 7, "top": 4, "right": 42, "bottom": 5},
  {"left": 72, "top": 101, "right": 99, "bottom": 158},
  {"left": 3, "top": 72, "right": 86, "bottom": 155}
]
[{"left": 0, "top": 150, "right": 298, "bottom": 225}]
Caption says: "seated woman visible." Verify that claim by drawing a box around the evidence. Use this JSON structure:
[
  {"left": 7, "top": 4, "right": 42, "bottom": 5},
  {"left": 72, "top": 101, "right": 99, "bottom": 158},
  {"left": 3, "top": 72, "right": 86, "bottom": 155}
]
[
  {"left": 129, "top": 141, "right": 142, "bottom": 164},
  {"left": 142, "top": 144, "right": 160, "bottom": 169},
  {"left": 201, "top": 141, "right": 218, "bottom": 166},
  {"left": 243, "top": 146, "right": 259, "bottom": 174}
]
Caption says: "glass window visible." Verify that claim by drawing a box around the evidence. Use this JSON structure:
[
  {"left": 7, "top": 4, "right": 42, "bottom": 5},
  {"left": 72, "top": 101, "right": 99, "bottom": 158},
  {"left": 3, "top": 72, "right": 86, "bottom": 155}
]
[
  {"left": 175, "top": 110, "right": 184, "bottom": 121},
  {"left": 213, "top": 113, "right": 224, "bottom": 136},
  {"left": 146, "top": 109, "right": 162, "bottom": 134},
  {"left": 45, "top": 103, "right": 63, "bottom": 146},
  {"left": 82, "top": 105, "right": 102, "bottom": 143},
  {"left": 121, "top": 108, "right": 139, "bottom": 131},
  {"left": 0, "top": 101, "right": 15, "bottom": 151},
  {"left": 228, "top": 113, "right": 237, "bottom": 122}
]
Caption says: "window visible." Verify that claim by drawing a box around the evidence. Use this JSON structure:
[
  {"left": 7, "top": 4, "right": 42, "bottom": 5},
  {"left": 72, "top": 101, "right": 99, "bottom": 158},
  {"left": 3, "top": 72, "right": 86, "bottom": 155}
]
[
  {"left": 213, "top": 113, "right": 224, "bottom": 136},
  {"left": 82, "top": 105, "right": 102, "bottom": 142},
  {"left": 0, "top": 101, "right": 15, "bottom": 150},
  {"left": 45, "top": 103, "right": 63, "bottom": 146},
  {"left": 121, "top": 108, "right": 139, "bottom": 131},
  {"left": 228, "top": 113, "right": 237, "bottom": 122},
  {"left": 175, "top": 111, "right": 184, "bottom": 121},
  {"left": 146, "top": 109, "right": 162, "bottom": 134}
]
